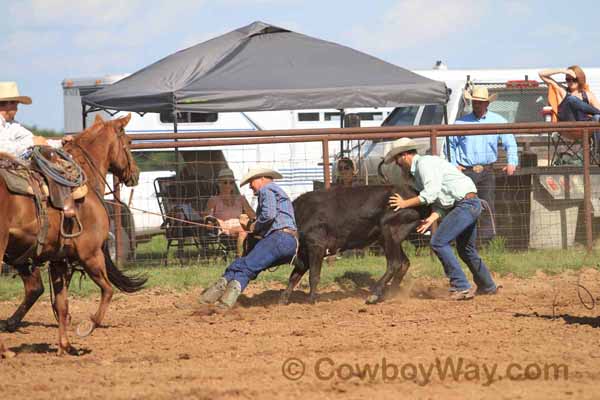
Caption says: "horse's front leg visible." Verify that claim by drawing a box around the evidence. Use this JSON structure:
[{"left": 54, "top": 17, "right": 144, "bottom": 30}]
[
  {"left": 76, "top": 249, "right": 113, "bottom": 337},
  {"left": 49, "top": 262, "right": 75, "bottom": 356},
  {"left": 1, "top": 266, "right": 44, "bottom": 332}
]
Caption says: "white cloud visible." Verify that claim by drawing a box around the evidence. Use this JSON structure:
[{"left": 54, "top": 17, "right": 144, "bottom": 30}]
[
  {"left": 504, "top": 0, "right": 533, "bottom": 16},
  {"left": 533, "top": 25, "right": 580, "bottom": 44},
  {"left": 1, "top": 29, "right": 61, "bottom": 54},
  {"left": 220, "top": 0, "right": 301, "bottom": 4},
  {"left": 4, "top": 0, "right": 208, "bottom": 72},
  {"left": 9, "top": 0, "right": 143, "bottom": 27},
  {"left": 348, "top": 0, "right": 491, "bottom": 53}
]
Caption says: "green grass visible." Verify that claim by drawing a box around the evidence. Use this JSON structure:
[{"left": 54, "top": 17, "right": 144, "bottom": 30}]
[{"left": 1, "top": 236, "right": 598, "bottom": 302}]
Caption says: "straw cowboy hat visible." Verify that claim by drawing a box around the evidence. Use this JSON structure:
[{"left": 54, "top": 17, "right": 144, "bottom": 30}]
[
  {"left": 384, "top": 138, "right": 427, "bottom": 164},
  {"left": 217, "top": 168, "right": 236, "bottom": 181},
  {"left": 0, "top": 82, "right": 32, "bottom": 105},
  {"left": 240, "top": 167, "right": 283, "bottom": 186},
  {"left": 463, "top": 86, "right": 497, "bottom": 103}
]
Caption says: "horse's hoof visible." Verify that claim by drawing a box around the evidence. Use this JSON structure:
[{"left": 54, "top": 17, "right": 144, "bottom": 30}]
[
  {"left": 365, "top": 294, "right": 381, "bottom": 305},
  {"left": 76, "top": 320, "right": 96, "bottom": 338},
  {"left": 1, "top": 350, "right": 16, "bottom": 359},
  {"left": 66, "top": 346, "right": 83, "bottom": 356},
  {"left": 58, "top": 345, "right": 80, "bottom": 357}
]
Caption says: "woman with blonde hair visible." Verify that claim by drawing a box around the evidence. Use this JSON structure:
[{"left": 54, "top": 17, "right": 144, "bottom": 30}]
[{"left": 539, "top": 65, "right": 600, "bottom": 122}]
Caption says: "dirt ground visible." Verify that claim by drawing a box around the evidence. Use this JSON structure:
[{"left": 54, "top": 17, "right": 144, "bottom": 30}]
[{"left": 1, "top": 269, "right": 600, "bottom": 400}]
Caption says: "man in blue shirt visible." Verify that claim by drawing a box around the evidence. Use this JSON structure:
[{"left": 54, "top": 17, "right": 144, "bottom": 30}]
[
  {"left": 199, "top": 167, "right": 297, "bottom": 309},
  {"left": 446, "top": 86, "right": 518, "bottom": 240}
]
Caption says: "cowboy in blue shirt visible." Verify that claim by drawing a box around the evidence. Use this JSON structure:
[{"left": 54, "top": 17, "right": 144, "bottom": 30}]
[
  {"left": 199, "top": 167, "right": 297, "bottom": 309},
  {"left": 446, "top": 86, "right": 518, "bottom": 240}
]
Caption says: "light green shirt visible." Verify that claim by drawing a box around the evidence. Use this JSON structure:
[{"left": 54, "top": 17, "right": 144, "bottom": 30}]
[{"left": 410, "top": 154, "right": 477, "bottom": 217}]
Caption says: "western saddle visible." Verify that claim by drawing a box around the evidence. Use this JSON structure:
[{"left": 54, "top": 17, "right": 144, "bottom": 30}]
[{"left": 0, "top": 146, "right": 87, "bottom": 263}]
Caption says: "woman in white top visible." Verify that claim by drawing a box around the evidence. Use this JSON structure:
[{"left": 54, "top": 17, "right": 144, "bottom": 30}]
[{"left": 204, "top": 168, "right": 255, "bottom": 256}]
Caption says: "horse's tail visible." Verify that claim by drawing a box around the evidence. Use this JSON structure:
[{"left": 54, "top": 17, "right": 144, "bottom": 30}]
[{"left": 102, "top": 242, "right": 147, "bottom": 293}]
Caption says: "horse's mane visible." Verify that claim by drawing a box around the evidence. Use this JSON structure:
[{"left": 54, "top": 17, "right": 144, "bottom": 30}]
[{"left": 69, "top": 120, "right": 107, "bottom": 147}]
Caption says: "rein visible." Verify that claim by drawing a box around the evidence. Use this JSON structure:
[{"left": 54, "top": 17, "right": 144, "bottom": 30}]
[{"left": 70, "top": 141, "right": 116, "bottom": 197}]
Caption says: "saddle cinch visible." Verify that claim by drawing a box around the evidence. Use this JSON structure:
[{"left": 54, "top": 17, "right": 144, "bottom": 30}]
[{"left": 0, "top": 146, "right": 88, "bottom": 244}]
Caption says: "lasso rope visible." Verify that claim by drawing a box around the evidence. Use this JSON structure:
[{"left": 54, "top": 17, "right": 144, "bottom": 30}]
[
  {"left": 31, "top": 146, "right": 85, "bottom": 187},
  {"left": 103, "top": 199, "right": 223, "bottom": 230}
]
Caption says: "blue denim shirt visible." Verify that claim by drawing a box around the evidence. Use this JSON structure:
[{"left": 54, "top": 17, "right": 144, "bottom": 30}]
[
  {"left": 254, "top": 182, "right": 297, "bottom": 237},
  {"left": 448, "top": 111, "right": 519, "bottom": 166}
]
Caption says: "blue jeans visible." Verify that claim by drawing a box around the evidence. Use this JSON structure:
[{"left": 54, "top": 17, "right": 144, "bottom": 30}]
[
  {"left": 223, "top": 231, "right": 297, "bottom": 291},
  {"left": 430, "top": 198, "right": 497, "bottom": 292},
  {"left": 559, "top": 95, "right": 600, "bottom": 122}
]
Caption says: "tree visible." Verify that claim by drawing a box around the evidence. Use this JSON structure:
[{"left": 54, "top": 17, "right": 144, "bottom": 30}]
[{"left": 25, "top": 125, "right": 64, "bottom": 138}]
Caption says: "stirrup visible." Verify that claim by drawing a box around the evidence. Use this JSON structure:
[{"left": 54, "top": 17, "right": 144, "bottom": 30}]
[{"left": 60, "top": 212, "right": 83, "bottom": 239}]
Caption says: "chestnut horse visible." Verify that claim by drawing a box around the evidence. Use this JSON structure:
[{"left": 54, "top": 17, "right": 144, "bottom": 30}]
[{"left": 0, "top": 114, "right": 146, "bottom": 356}]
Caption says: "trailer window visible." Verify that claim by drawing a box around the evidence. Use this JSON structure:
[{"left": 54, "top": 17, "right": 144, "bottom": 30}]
[
  {"left": 357, "top": 112, "right": 383, "bottom": 121},
  {"left": 324, "top": 112, "right": 342, "bottom": 121},
  {"left": 298, "top": 112, "right": 320, "bottom": 122},
  {"left": 159, "top": 111, "right": 218, "bottom": 124}
]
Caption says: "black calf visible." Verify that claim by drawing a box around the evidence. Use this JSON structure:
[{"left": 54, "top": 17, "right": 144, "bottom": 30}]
[{"left": 280, "top": 184, "right": 429, "bottom": 305}]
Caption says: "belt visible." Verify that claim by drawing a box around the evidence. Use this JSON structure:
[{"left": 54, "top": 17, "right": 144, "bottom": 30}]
[
  {"left": 278, "top": 228, "right": 298, "bottom": 238},
  {"left": 460, "top": 164, "right": 492, "bottom": 173}
]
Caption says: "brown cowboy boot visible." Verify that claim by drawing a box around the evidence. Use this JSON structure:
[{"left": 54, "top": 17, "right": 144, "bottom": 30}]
[
  {"left": 198, "top": 277, "right": 228, "bottom": 305},
  {"left": 216, "top": 280, "right": 242, "bottom": 309}
]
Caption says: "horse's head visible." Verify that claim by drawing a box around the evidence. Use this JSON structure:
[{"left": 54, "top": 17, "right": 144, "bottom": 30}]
[{"left": 95, "top": 114, "right": 140, "bottom": 187}]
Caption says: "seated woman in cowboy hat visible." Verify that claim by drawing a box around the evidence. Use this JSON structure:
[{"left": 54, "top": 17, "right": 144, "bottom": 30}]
[
  {"left": 0, "top": 82, "right": 69, "bottom": 157},
  {"left": 204, "top": 167, "right": 256, "bottom": 257},
  {"left": 387, "top": 138, "right": 499, "bottom": 300},
  {"left": 199, "top": 167, "right": 297, "bottom": 309}
]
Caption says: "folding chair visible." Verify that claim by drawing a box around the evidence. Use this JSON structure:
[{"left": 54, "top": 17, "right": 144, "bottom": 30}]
[
  {"left": 154, "top": 176, "right": 203, "bottom": 265},
  {"left": 550, "top": 131, "right": 600, "bottom": 166}
]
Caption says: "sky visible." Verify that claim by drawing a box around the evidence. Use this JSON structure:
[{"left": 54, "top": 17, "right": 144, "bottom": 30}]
[{"left": 2, "top": 0, "right": 600, "bottom": 131}]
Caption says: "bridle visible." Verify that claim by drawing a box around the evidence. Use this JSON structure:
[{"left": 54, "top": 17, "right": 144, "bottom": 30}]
[
  {"left": 115, "top": 125, "right": 136, "bottom": 184},
  {"left": 69, "top": 121, "right": 136, "bottom": 196}
]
